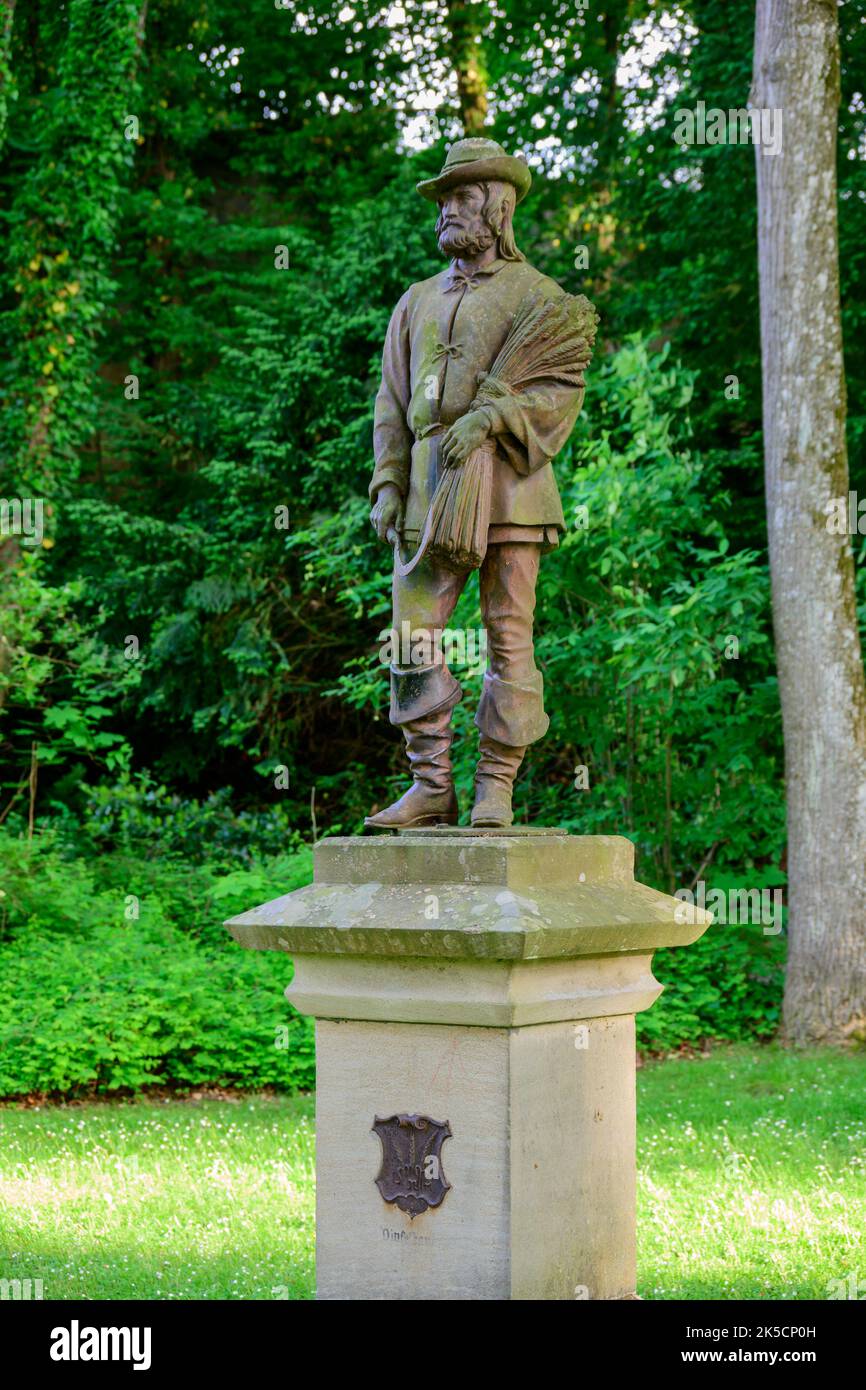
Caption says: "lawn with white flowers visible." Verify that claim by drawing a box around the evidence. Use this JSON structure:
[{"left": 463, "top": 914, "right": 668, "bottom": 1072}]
[
  {"left": 638, "top": 1044, "right": 866, "bottom": 1299},
  {"left": 1, "top": 1045, "right": 863, "bottom": 1300},
  {"left": 0, "top": 1092, "right": 315, "bottom": 1300}
]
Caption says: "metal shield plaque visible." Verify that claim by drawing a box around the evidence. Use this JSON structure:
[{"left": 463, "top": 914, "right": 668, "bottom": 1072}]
[{"left": 372, "top": 1113, "right": 452, "bottom": 1218}]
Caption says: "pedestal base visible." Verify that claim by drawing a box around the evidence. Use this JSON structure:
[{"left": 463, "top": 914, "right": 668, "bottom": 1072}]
[
  {"left": 316, "top": 1014, "right": 636, "bottom": 1301},
  {"left": 225, "top": 832, "right": 711, "bottom": 1301}
]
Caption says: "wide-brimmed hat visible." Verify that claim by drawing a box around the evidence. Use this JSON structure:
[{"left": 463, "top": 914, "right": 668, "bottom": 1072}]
[{"left": 416, "top": 138, "right": 532, "bottom": 203}]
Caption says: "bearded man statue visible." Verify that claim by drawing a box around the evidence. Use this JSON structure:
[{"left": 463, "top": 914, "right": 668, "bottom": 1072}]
[{"left": 366, "top": 138, "right": 592, "bottom": 830}]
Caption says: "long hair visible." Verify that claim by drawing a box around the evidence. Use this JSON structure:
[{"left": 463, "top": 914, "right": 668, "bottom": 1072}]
[{"left": 481, "top": 180, "right": 525, "bottom": 262}]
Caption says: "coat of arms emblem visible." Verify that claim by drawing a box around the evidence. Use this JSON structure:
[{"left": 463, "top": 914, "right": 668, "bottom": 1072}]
[{"left": 372, "top": 1113, "right": 452, "bottom": 1218}]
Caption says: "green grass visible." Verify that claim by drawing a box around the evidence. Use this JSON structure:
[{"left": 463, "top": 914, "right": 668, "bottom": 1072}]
[
  {"left": 0, "top": 1044, "right": 863, "bottom": 1300},
  {"left": 637, "top": 1044, "right": 866, "bottom": 1299},
  {"left": 0, "top": 1093, "right": 316, "bottom": 1300}
]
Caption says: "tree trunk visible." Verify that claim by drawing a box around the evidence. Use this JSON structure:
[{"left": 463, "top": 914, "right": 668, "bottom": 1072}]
[
  {"left": 446, "top": 0, "right": 488, "bottom": 134},
  {"left": 752, "top": 0, "right": 866, "bottom": 1043}
]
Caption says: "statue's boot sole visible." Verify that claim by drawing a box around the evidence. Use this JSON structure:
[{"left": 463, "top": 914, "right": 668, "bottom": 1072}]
[
  {"left": 365, "top": 787, "right": 458, "bottom": 830},
  {"left": 365, "top": 811, "right": 458, "bottom": 829}
]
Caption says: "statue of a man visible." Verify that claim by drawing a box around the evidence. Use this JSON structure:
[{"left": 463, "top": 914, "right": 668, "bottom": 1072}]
[{"left": 366, "top": 138, "right": 590, "bottom": 830}]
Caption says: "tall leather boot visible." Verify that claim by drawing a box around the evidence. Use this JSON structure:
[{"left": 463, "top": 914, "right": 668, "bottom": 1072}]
[
  {"left": 365, "top": 708, "right": 458, "bottom": 829},
  {"left": 471, "top": 735, "right": 526, "bottom": 828}
]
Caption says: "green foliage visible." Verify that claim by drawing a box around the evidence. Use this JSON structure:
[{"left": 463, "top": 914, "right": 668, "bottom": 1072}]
[
  {"left": 535, "top": 338, "right": 782, "bottom": 890},
  {"left": 77, "top": 774, "right": 310, "bottom": 869},
  {"left": 0, "top": 828, "right": 314, "bottom": 1097},
  {"left": 0, "top": 548, "right": 137, "bottom": 790},
  {"left": 639, "top": 920, "right": 785, "bottom": 1051},
  {"left": 0, "top": 810, "right": 781, "bottom": 1096},
  {"left": 0, "top": 0, "right": 16, "bottom": 153},
  {"left": 0, "top": 0, "right": 146, "bottom": 491}
]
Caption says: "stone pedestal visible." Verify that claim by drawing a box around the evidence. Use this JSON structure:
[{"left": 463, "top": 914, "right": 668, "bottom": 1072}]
[{"left": 225, "top": 830, "right": 710, "bottom": 1301}]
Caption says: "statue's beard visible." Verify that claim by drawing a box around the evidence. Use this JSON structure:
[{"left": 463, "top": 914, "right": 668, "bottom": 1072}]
[{"left": 436, "top": 219, "right": 496, "bottom": 259}]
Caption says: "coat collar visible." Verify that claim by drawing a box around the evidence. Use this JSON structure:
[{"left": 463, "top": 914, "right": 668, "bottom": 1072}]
[{"left": 442, "top": 258, "right": 510, "bottom": 293}]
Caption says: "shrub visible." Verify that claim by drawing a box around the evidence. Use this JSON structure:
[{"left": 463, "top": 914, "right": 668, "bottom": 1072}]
[{"left": 0, "top": 829, "right": 314, "bottom": 1097}]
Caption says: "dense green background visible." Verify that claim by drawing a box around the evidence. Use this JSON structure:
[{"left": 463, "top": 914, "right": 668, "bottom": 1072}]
[{"left": 0, "top": 0, "right": 863, "bottom": 1094}]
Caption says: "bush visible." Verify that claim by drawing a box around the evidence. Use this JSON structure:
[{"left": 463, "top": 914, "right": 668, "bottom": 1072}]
[
  {"left": 638, "top": 921, "right": 785, "bottom": 1052},
  {"left": 78, "top": 776, "right": 308, "bottom": 867},
  {"left": 0, "top": 828, "right": 314, "bottom": 1097}
]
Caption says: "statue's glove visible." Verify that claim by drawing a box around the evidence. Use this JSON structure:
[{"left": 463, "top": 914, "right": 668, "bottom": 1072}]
[
  {"left": 370, "top": 483, "right": 404, "bottom": 544},
  {"left": 440, "top": 410, "right": 490, "bottom": 470}
]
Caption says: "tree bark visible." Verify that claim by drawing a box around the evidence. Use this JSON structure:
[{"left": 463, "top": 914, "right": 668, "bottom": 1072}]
[
  {"left": 446, "top": 0, "right": 488, "bottom": 134},
  {"left": 752, "top": 0, "right": 866, "bottom": 1043}
]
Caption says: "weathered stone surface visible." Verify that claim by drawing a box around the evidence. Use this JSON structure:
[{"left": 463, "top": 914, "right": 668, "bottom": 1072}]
[
  {"left": 286, "top": 951, "right": 662, "bottom": 1027},
  {"left": 316, "top": 1014, "right": 637, "bottom": 1301},
  {"left": 225, "top": 831, "right": 712, "bottom": 1301},
  {"left": 224, "top": 832, "right": 711, "bottom": 961}
]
